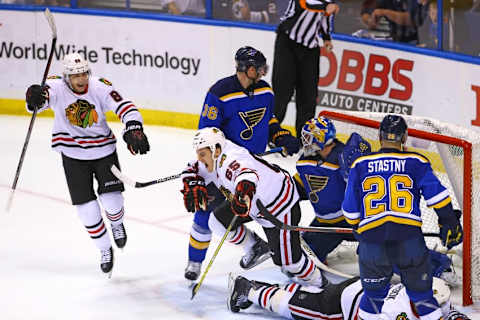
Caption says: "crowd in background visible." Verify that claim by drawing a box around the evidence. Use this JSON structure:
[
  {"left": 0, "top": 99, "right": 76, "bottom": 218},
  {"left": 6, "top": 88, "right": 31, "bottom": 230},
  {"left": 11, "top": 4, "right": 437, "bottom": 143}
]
[{"left": 1, "top": 0, "right": 479, "bottom": 56}]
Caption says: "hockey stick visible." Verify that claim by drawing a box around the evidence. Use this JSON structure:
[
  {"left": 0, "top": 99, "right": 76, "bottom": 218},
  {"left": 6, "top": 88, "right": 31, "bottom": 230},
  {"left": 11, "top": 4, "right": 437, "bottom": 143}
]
[
  {"left": 111, "top": 165, "right": 181, "bottom": 188},
  {"left": 6, "top": 9, "right": 57, "bottom": 212},
  {"left": 256, "top": 199, "right": 442, "bottom": 238},
  {"left": 111, "top": 147, "right": 286, "bottom": 189},
  {"left": 191, "top": 214, "right": 238, "bottom": 300},
  {"left": 300, "top": 236, "right": 356, "bottom": 279},
  {"left": 256, "top": 146, "right": 287, "bottom": 157}
]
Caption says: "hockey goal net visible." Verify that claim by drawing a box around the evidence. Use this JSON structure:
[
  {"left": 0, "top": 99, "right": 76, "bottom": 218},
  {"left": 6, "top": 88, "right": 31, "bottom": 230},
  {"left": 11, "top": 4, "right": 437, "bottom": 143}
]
[{"left": 319, "top": 110, "right": 480, "bottom": 306}]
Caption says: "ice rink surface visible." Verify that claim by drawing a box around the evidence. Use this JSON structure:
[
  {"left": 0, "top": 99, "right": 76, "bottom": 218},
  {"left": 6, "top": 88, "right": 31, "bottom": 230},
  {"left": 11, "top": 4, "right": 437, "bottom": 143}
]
[{"left": 1, "top": 115, "right": 479, "bottom": 319}]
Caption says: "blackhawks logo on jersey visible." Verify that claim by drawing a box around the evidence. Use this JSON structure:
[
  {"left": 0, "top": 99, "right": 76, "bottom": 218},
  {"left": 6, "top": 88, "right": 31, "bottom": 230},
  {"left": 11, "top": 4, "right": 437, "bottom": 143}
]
[
  {"left": 65, "top": 99, "right": 98, "bottom": 128},
  {"left": 305, "top": 174, "right": 329, "bottom": 203},
  {"left": 238, "top": 107, "right": 266, "bottom": 140},
  {"left": 99, "top": 78, "right": 112, "bottom": 86},
  {"left": 396, "top": 312, "right": 409, "bottom": 320}
]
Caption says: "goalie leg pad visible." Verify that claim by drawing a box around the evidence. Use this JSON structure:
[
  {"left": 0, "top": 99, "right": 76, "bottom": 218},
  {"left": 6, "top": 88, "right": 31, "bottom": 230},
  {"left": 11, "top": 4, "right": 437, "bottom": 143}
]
[{"left": 76, "top": 199, "right": 111, "bottom": 250}]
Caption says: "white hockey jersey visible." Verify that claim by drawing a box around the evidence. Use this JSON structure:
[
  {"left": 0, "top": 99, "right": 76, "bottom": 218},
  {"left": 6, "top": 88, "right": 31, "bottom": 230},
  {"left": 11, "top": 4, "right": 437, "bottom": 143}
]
[
  {"left": 28, "top": 76, "right": 143, "bottom": 160},
  {"left": 186, "top": 140, "right": 299, "bottom": 228},
  {"left": 340, "top": 280, "right": 450, "bottom": 320}
]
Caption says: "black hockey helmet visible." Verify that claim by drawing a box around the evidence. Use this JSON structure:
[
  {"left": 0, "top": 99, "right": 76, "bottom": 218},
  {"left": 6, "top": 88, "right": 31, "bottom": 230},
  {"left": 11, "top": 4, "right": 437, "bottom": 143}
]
[
  {"left": 379, "top": 114, "right": 408, "bottom": 143},
  {"left": 235, "top": 46, "right": 268, "bottom": 74}
]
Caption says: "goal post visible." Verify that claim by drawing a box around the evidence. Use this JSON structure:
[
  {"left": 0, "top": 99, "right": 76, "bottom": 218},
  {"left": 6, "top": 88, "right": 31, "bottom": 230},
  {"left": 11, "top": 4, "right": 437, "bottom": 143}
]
[{"left": 319, "top": 110, "right": 477, "bottom": 306}]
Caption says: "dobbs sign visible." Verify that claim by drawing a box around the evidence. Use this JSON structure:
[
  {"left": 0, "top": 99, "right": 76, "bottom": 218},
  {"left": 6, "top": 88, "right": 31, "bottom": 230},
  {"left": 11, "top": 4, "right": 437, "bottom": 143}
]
[{"left": 317, "top": 47, "right": 414, "bottom": 115}]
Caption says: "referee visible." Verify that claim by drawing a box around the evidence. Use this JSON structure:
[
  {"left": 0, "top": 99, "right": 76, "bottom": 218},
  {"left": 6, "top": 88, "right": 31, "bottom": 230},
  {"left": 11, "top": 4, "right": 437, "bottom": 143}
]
[{"left": 272, "top": 0, "right": 339, "bottom": 138}]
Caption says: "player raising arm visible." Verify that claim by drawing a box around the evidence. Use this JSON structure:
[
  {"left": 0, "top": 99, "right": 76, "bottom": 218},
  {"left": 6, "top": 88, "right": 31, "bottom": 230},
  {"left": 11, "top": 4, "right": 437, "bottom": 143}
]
[
  {"left": 181, "top": 127, "right": 326, "bottom": 287},
  {"left": 341, "top": 115, "right": 463, "bottom": 320},
  {"left": 25, "top": 53, "right": 150, "bottom": 276},
  {"left": 184, "top": 46, "right": 300, "bottom": 282},
  {"left": 227, "top": 274, "right": 471, "bottom": 319}
]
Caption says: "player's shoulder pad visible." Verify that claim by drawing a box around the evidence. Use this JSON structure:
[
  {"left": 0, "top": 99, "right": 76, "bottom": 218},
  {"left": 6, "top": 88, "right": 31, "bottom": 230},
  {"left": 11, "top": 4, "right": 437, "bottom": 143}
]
[
  {"left": 98, "top": 77, "right": 113, "bottom": 86},
  {"left": 252, "top": 79, "right": 273, "bottom": 96},
  {"left": 297, "top": 153, "right": 320, "bottom": 167},
  {"left": 209, "top": 75, "right": 238, "bottom": 98},
  {"left": 401, "top": 150, "right": 431, "bottom": 163}
]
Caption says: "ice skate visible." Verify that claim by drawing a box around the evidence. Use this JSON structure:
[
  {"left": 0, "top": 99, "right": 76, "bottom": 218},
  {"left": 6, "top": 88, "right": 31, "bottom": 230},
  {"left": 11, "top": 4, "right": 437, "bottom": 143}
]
[
  {"left": 239, "top": 233, "right": 272, "bottom": 269},
  {"left": 111, "top": 223, "right": 127, "bottom": 249},
  {"left": 100, "top": 247, "right": 114, "bottom": 278},
  {"left": 184, "top": 260, "right": 202, "bottom": 283},
  {"left": 227, "top": 273, "right": 253, "bottom": 313}
]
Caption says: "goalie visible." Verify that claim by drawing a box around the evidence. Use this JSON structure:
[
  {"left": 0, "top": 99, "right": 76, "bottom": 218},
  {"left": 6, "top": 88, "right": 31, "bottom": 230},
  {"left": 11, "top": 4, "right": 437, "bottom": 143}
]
[
  {"left": 227, "top": 274, "right": 471, "bottom": 319},
  {"left": 294, "top": 116, "right": 371, "bottom": 264}
]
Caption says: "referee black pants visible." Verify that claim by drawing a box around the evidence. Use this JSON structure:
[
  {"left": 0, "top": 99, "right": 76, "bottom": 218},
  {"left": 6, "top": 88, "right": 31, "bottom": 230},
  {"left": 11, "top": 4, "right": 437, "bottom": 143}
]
[{"left": 272, "top": 31, "right": 320, "bottom": 137}]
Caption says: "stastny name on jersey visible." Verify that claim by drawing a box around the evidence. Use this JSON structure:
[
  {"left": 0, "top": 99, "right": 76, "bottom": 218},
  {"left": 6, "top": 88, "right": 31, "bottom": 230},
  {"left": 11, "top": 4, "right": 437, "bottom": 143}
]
[{"left": 367, "top": 159, "right": 406, "bottom": 173}]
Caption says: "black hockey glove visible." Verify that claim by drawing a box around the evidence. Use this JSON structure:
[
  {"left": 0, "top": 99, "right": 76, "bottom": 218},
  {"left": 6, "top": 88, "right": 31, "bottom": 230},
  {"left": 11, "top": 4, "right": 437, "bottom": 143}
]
[
  {"left": 439, "top": 210, "right": 463, "bottom": 249},
  {"left": 445, "top": 309, "right": 471, "bottom": 320},
  {"left": 231, "top": 180, "right": 256, "bottom": 217},
  {"left": 26, "top": 84, "right": 48, "bottom": 111},
  {"left": 123, "top": 121, "right": 150, "bottom": 155},
  {"left": 274, "top": 133, "right": 300, "bottom": 156},
  {"left": 181, "top": 176, "right": 208, "bottom": 213}
]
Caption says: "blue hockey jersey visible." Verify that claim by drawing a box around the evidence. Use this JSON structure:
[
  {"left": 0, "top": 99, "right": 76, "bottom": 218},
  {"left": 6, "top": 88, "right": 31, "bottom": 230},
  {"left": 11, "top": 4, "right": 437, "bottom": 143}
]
[
  {"left": 198, "top": 75, "right": 276, "bottom": 154},
  {"left": 342, "top": 148, "right": 452, "bottom": 242},
  {"left": 294, "top": 139, "right": 347, "bottom": 223}
]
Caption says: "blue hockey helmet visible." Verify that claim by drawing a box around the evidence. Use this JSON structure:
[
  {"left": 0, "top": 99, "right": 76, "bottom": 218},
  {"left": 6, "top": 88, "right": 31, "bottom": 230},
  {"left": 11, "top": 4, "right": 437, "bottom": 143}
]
[
  {"left": 379, "top": 114, "right": 408, "bottom": 143},
  {"left": 235, "top": 46, "right": 268, "bottom": 74},
  {"left": 301, "top": 117, "right": 336, "bottom": 153}
]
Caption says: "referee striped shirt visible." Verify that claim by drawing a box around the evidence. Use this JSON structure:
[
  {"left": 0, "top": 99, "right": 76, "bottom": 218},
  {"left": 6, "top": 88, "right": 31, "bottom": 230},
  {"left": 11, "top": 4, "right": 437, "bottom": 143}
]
[{"left": 278, "top": 0, "right": 335, "bottom": 49}]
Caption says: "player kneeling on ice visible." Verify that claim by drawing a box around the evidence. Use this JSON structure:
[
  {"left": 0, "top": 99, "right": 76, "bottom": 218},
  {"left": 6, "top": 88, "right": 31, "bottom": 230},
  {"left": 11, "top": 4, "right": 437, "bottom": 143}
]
[
  {"left": 25, "top": 53, "right": 150, "bottom": 276},
  {"left": 227, "top": 274, "right": 471, "bottom": 319},
  {"left": 181, "top": 127, "right": 326, "bottom": 287},
  {"left": 294, "top": 117, "right": 371, "bottom": 264}
]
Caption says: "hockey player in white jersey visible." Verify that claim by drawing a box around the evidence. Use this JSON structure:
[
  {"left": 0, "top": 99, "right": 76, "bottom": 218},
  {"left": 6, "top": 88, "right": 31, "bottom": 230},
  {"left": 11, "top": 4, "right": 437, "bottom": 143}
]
[
  {"left": 25, "top": 53, "right": 150, "bottom": 276},
  {"left": 180, "top": 127, "right": 326, "bottom": 287},
  {"left": 228, "top": 274, "right": 471, "bottom": 320}
]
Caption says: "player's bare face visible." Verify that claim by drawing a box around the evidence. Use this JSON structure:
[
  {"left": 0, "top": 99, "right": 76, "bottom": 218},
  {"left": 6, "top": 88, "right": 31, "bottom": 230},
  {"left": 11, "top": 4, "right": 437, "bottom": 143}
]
[
  {"left": 197, "top": 147, "right": 214, "bottom": 172},
  {"left": 69, "top": 72, "right": 89, "bottom": 93}
]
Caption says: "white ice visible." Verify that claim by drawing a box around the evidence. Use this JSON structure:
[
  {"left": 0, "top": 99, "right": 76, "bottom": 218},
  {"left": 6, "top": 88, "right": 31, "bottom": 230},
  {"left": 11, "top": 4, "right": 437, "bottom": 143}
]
[{"left": 1, "top": 115, "right": 479, "bottom": 319}]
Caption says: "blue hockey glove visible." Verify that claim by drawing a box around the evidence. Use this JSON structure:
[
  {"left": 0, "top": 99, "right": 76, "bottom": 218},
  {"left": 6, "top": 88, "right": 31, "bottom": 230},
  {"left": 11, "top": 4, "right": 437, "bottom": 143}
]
[
  {"left": 275, "top": 134, "right": 300, "bottom": 156},
  {"left": 439, "top": 210, "right": 463, "bottom": 249},
  {"left": 339, "top": 132, "right": 371, "bottom": 181}
]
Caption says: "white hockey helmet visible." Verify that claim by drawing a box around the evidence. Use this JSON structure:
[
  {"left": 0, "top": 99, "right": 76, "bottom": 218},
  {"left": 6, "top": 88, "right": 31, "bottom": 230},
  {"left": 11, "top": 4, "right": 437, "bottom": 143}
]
[
  {"left": 62, "top": 53, "right": 90, "bottom": 89},
  {"left": 193, "top": 127, "right": 226, "bottom": 158}
]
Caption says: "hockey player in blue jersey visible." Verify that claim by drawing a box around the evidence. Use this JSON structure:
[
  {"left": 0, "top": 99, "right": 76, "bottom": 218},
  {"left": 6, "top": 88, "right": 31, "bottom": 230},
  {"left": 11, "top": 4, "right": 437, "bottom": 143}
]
[
  {"left": 184, "top": 46, "right": 300, "bottom": 281},
  {"left": 342, "top": 114, "right": 463, "bottom": 320},
  {"left": 294, "top": 117, "right": 371, "bottom": 263}
]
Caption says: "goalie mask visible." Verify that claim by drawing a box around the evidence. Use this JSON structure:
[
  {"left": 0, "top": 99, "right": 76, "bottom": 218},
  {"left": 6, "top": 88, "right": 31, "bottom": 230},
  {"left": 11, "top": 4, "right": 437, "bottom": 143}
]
[
  {"left": 193, "top": 127, "right": 226, "bottom": 160},
  {"left": 301, "top": 117, "right": 336, "bottom": 156},
  {"left": 63, "top": 53, "right": 90, "bottom": 89}
]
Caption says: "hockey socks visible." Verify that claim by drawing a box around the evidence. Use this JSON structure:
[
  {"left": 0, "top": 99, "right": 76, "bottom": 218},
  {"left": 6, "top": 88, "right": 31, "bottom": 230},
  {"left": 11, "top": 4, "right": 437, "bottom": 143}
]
[{"left": 77, "top": 199, "right": 111, "bottom": 250}]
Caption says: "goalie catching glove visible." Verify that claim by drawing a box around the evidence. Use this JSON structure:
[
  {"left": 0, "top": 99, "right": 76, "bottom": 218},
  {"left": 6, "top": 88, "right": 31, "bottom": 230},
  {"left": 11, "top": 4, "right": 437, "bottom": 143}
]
[
  {"left": 26, "top": 84, "right": 48, "bottom": 111},
  {"left": 123, "top": 120, "right": 150, "bottom": 155},
  {"left": 439, "top": 209, "right": 463, "bottom": 249},
  {"left": 181, "top": 176, "right": 208, "bottom": 212},
  {"left": 231, "top": 180, "right": 256, "bottom": 217}
]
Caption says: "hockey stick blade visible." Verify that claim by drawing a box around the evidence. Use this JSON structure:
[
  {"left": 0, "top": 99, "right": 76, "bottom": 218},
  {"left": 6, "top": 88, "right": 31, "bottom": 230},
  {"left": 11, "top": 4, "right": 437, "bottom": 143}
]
[
  {"left": 110, "top": 165, "right": 181, "bottom": 188},
  {"left": 44, "top": 8, "right": 58, "bottom": 40}
]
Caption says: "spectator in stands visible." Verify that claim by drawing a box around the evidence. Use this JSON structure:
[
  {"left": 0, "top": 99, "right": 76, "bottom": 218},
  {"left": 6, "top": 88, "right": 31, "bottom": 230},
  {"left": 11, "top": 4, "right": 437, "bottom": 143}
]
[
  {"left": 161, "top": 0, "right": 205, "bottom": 16},
  {"left": 418, "top": 0, "right": 449, "bottom": 49},
  {"left": 362, "top": 0, "right": 428, "bottom": 44},
  {"left": 213, "top": 0, "right": 280, "bottom": 24}
]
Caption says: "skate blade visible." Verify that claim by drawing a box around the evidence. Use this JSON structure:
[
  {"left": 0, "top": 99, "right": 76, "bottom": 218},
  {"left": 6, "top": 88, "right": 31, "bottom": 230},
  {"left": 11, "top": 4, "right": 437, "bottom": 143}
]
[
  {"left": 241, "top": 252, "right": 272, "bottom": 270},
  {"left": 187, "top": 280, "right": 196, "bottom": 288}
]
